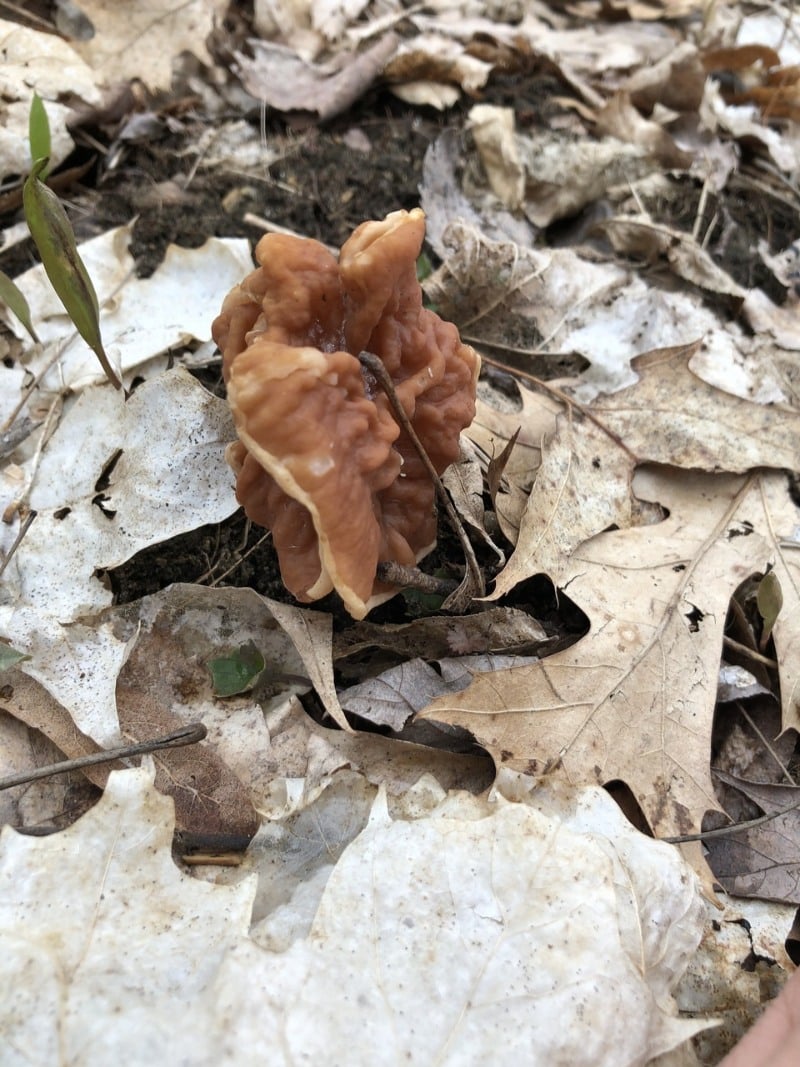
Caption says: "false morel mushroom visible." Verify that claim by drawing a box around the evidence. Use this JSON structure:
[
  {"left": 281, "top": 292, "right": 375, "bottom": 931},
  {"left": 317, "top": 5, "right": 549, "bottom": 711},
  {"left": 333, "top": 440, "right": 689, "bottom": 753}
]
[{"left": 212, "top": 209, "right": 480, "bottom": 619}]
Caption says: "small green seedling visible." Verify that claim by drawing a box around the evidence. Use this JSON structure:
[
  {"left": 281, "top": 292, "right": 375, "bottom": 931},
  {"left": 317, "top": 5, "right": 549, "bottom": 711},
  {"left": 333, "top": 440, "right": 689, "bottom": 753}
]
[
  {"left": 0, "top": 271, "right": 39, "bottom": 343},
  {"left": 0, "top": 94, "right": 121, "bottom": 389},
  {"left": 28, "top": 93, "right": 51, "bottom": 177},
  {"left": 23, "top": 158, "right": 120, "bottom": 389},
  {"left": 207, "top": 640, "right": 266, "bottom": 697},
  {"left": 416, "top": 251, "right": 433, "bottom": 283},
  {"left": 756, "top": 568, "right": 783, "bottom": 652}
]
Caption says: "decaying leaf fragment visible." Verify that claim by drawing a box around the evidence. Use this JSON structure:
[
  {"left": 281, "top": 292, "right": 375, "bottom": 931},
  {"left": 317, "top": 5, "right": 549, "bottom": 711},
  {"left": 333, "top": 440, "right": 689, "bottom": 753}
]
[
  {"left": 0, "top": 19, "right": 101, "bottom": 179},
  {"left": 600, "top": 215, "right": 746, "bottom": 298},
  {"left": 707, "top": 771, "right": 800, "bottom": 905},
  {"left": 71, "top": 0, "right": 229, "bottom": 90},
  {"left": 235, "top": 35, "right": 398, "bottom": 120}
]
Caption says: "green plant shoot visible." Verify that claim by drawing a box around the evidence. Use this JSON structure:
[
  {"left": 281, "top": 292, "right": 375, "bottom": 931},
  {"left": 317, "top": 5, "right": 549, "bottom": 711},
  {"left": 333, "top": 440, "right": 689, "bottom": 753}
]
[
  {"left": 756, "top": 569, "right": 783, "bottom": 652},
  {"left": 0, "top": 271, "right": 39, "bottom": 343},
  {"left": 207, "top": 641, "right": 266, "bottom": 697},
  {"left": 23, "top": 158, "right": 121, "bottom": 389},
  {"left": 28, "top": 93, "right": 51, "bottom": 174}
]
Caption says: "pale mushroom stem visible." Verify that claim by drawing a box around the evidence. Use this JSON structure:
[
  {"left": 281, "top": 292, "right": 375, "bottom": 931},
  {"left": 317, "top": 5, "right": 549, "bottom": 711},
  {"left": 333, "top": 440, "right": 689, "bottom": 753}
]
[{"left": 358, "top": 350, "right": 485, "bottom": 603}]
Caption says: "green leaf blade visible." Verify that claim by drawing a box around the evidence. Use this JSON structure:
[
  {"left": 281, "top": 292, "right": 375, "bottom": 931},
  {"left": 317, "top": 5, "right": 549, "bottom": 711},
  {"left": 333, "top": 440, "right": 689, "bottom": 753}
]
[
  {"left": 207, "top": 641, "right": 266, "bottom": 697},
  {"left": 757, "top": 570, "right": 783, "bottom": 646},
  {"left": 23, "top": 161, "right": 121, "bottom": 389},
  {"left": 28, "top": 93, "right": 51, "bottom": 172},
  {"left": 0, "top": 271, "right": 39, "bottom": 343}
]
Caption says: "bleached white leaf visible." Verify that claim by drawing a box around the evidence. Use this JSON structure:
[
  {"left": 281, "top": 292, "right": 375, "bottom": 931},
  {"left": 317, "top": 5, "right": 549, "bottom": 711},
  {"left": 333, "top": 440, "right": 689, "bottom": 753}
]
[
  {"left": 217, "top": 783, "right": 708, "bottom": 1066},
  {"left": 235, "top": 36, "right": 397, "bottom": 120},
  {"left": 736, "top": 10, "right": 800, "bottom": 67},
  {"left": 387, "top": 33, "right": 493, "bottom": 100},
  {"left": 519, "top": 132, "right": 650, "bottom": 227},
  {"left": 390, "top": 80, "right": 461, "bottom": 109},
  {"left": 0, "top": 369, "right": 237, "bottom": 742},
  {"left": 758, "top": 237, "right": 800, "bottom": 290},
  {"left": 340, "top": 657, "right": 457, "bottom": 729},
  {"left": 429, "top": 222, "right": 792, "bottom": 403},
  {"left": 0, "top": 615, "right": 133, "bottom": 748},
  {"left": 742, "top": 288, "right": 800, "bottom": 351},
  {"left": 469, "top": 104, "right": 525, "bottom": 209},
  {"left": 717, "top": 664, "right": 770, "bottom": 703},
  {"left": 700, "top": 81, "right": 800, "bottom": 176},
  {"left": 0, "top": 763, "right": 257, "bottom": 1065},
  {"left": 0, "top": 765, "right": 717, "bottom": 1065},
  {"left": 0, "top": 20, "right": 101, "bottom": 179},
  {"left": 311, "top": 0, "right": 373, "bottom": 42},
  {"left": 420, "top": 131, "right": 535, "bottom": 259},
  {"left": 675, "top": 897, "right": 797, "bottom": 1060}
]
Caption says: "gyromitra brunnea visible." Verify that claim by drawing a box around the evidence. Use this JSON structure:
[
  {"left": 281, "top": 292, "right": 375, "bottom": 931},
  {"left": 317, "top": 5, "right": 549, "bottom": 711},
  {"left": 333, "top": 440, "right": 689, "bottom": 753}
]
[{"left": 212, "top": 208, "right": 480, "bottom": 619}]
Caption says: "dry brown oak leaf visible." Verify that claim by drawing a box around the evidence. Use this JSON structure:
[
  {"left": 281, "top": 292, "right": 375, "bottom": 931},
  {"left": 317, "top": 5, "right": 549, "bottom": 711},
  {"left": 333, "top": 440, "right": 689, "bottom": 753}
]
[
  {"left": 212, "top": 209, "right": 480, "bottom": 619},
  {"left": 420, "top": 465, "right": 800, "bottom": 841}
]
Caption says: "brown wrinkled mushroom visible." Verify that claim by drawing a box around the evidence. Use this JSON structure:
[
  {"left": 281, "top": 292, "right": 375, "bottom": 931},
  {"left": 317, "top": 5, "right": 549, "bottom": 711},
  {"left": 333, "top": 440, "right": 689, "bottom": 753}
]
[{"left": 212, "top": 208, "right": 480, "bottom": 620}]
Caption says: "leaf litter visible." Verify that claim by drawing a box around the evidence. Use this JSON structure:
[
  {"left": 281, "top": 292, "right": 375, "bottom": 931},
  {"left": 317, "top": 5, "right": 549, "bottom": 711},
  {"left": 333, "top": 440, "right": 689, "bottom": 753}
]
[
  {"left": 0, "top": 0, "right": 799, "bottom": 1063},
  {"left": 0, "top": 761, "right": 707, "bottom": 1066}
]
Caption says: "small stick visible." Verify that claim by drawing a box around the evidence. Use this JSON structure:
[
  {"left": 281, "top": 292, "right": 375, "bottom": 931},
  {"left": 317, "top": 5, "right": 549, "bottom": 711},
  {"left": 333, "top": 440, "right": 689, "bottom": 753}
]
[
  {"left": 722, "top": 634, "right": 778, "bottom": 670},
  {"left": 376, "top": 561, "right": 458, "bottom": 597},
  {"left": 3, "top": 389, "right": 62, "bottom": 524},
  {"left": 0, "top": 417, "right": 41, "bottom": 459},
  {"left": 182, "top": 852, "right": 244, "bottom": 867},
  {"left": 0, "top": 722, "right": 208, "bottom": 791},
  {"left": 358, "top": 350, "right": 485, "bottom": 603},
  {"left": 208, "top": 529, "right": 272, "bottom": 587},
  {"left": 737, "top": 701, "right": 797, "bottom": 786},
  {"left": 0, "top": 510, "right": 36, "bottom": 578},
  {"left": 661, "top": 789, "right": 800, "bottom": 844}
]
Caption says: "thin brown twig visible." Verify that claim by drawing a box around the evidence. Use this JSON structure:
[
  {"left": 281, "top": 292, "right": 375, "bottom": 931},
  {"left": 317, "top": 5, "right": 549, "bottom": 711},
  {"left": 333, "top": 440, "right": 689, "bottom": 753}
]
[
  {"left": 662, "top": 787, "right": 800, "bottom": 844},
  {"left": 0, "top": 510, "right": 36, "bottom": 578},
  {"left": 0, "top": 0, "right": 53, "bottom": 30},
  {"left": 730, "top": 169, "right": 799, "bottom": 215},
  {"left": 182, "top": 852, "right": 244, "bottom": 867},
  {"left": 242, "top": 212, "right": 337, "bottom": 255},
  {"left": 207, "top": 528, "right": 272, "bottom": 587},
  {"left": 736, "top": 701, "right": 797, "bottom": 785},
  {"left": 691, "top": 173, "right": 712, "bottom": 244},
  {"left": 722, "top": 634, "right": 778, "bottom": 670},
  {"left": 1, "top": 336, "right": 71, "bottom": 434},
  {"left": 358, "top": 350, "right": 485, "bottom": 602},
  {"left": 3, "top": 391, "right": 62, "bottom": 523},
  {"left": 461, "top": 334, "right": 573, "bottom": 360},
  {"left": 2, "top": 266, "right": 135, "bottom": 434},
  {"left": 376, "top": 561, "right": 458, "bottom": 597},
  {"left": 0, "top": 723, "right": 208, "bottom": 792}
]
